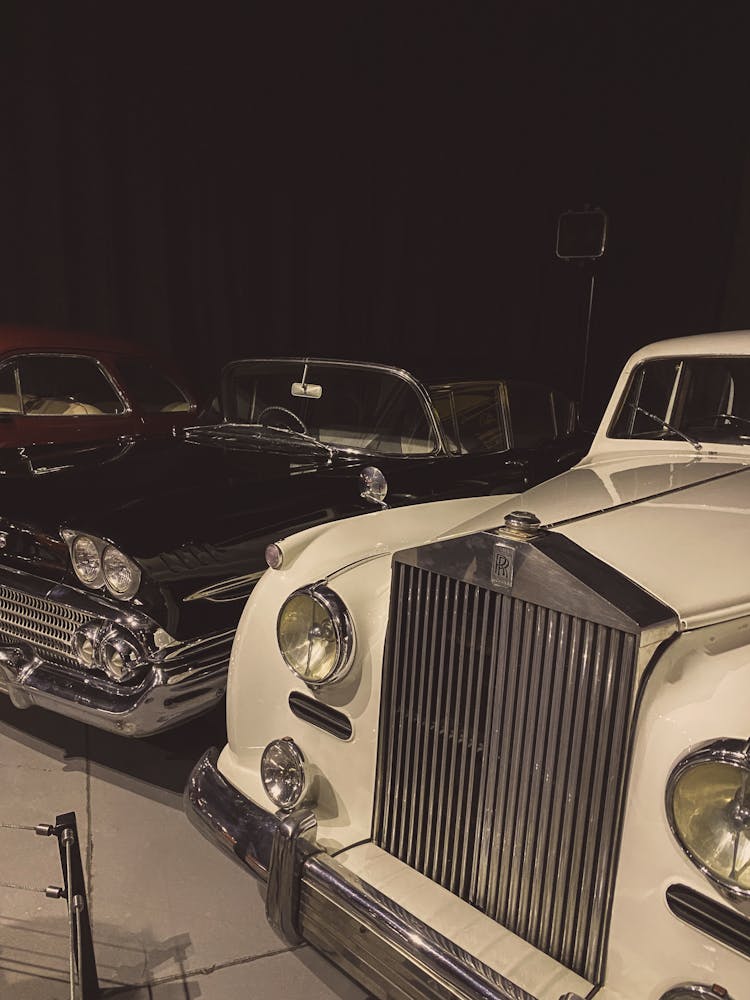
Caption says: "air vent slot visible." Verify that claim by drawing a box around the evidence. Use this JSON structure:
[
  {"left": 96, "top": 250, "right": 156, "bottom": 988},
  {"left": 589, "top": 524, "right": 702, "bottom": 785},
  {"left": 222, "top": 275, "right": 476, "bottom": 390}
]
[{"left": 289, "top": 692, "right": 352, "bottom": 740}]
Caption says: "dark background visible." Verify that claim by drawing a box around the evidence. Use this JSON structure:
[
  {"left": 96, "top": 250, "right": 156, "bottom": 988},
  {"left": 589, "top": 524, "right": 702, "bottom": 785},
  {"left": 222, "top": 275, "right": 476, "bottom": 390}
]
[{"left": 2, "top": 1, "right": 750, "bottom": 422}]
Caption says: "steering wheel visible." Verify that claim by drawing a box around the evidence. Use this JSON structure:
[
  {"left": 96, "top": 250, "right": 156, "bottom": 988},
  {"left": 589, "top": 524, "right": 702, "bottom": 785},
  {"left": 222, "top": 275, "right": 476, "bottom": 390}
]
[{"left": 256, "top": 405, "right": 308, "bottom": 434}]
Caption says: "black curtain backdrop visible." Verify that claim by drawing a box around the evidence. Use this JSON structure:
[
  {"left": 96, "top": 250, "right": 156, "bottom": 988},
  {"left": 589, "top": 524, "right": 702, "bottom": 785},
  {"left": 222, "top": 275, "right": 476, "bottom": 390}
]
[{"left": 1, "top": 1, "right": 749, "bottom": 421}]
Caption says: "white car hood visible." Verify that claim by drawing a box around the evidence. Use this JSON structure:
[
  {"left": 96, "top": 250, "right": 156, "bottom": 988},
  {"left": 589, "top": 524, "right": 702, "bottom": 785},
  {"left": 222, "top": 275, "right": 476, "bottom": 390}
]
[{"left": 452, "top": 452, "right": 750, "bottom": 630}]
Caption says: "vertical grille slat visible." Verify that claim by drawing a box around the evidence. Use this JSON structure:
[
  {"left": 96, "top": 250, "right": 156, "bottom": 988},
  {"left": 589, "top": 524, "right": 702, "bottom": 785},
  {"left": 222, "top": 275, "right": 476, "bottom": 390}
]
[{"left": 374, "top": 564, "right": 639, "bottom": 983}]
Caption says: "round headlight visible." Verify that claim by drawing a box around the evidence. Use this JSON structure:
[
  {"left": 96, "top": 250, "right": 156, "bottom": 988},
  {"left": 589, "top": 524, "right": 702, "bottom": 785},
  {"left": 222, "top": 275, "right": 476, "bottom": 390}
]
[
  {"left": 102, "top": 546, "right": 141, "bottom": 600},
  {"left": 668, "top": 740, "right": 750, "bottom": 897},
  {"left": 277, "top": 585, "right": 355, "bottom": 686},
  {"left": 71, "top": 535, "right": 104, "bottom": 587},
  {"left": 261, "top": 738, "right": 307, "bottom": 810}
]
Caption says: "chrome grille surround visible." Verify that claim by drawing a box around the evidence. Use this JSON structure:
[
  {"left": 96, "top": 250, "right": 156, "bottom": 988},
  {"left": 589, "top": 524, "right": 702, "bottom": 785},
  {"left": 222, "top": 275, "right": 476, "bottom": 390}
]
[
  {"left": 373, "top": 528, "right": 676, "bottom": 984},
  {"left": 0, "top": 583, "right": 91, "bottom": 667}
]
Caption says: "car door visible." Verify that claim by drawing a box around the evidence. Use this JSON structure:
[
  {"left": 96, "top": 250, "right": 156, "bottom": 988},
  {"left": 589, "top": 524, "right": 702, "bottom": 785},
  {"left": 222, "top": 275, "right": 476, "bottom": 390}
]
[{"left": 0, "top": 353, "right": 138, "bottom": 448}]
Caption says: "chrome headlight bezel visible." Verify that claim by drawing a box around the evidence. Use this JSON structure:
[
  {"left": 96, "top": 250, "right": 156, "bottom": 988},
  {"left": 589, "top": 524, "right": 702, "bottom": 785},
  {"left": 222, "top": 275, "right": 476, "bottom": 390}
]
[
  {"left": 61, "top": 530, "right": 141, "bottom": 601},
  {"left": 72, "top": 621, "right": 150, "bottom": 683},
  {"left": 68, "top": 532, "right": 105, "bottom": 588},
  {"left": 102, "top": 544, "right": 142, "bottom": 600},
  {"left": 666, "top": 738, "right": 750, "bottom": 900},
  {"left": 276, "top": 584, "right": 355, "bottom": 688},
  {"left": 261, "top": 737, "right": 308, "bottom": 810}
]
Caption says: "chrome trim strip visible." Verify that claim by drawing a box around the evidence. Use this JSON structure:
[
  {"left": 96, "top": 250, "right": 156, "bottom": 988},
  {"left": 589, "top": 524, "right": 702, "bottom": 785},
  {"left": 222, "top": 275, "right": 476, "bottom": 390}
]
[
  {"left": 183, "top": 571, "right": 265, "bottom": 603},
  {"left": 301, "top": 854, "right": 538, "bottom": 1000}
]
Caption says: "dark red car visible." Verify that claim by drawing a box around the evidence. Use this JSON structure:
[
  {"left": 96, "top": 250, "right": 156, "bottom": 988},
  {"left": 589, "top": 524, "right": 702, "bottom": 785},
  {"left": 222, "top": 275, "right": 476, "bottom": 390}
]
[{"left": 0, "top": 327, "right": 196, "bottom": 448}]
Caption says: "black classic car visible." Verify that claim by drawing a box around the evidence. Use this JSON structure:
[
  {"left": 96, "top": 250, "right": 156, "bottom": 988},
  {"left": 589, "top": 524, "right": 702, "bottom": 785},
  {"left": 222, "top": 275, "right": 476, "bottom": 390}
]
[{"left": 0, "top": 358, "right": 585, "bottom": 736}]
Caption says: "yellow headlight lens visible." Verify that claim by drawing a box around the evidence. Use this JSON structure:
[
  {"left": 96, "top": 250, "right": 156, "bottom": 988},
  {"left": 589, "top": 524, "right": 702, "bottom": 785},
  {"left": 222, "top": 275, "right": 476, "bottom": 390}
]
[
  {"left": 670, "top": 747, "right": 750, "bottom": 896},
  {"left": 277, "top": 586, "right": 354, "bottom": 686}
]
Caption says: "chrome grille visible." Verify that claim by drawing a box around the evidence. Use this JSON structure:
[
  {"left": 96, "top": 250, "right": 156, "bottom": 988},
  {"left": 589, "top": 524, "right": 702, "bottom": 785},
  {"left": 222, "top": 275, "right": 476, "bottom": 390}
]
[
  {"left": 0, "top": 584, "right": 90, "bottom": 667},
  {"left": 373, "top": 561, "right": 639, "bottom": 983}
]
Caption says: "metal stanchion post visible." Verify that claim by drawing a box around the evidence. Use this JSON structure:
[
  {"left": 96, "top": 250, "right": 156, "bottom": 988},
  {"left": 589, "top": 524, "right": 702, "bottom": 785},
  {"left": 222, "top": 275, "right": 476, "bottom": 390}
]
[{"left": 0, "top": 812, "right": 100, "bottom": 998}]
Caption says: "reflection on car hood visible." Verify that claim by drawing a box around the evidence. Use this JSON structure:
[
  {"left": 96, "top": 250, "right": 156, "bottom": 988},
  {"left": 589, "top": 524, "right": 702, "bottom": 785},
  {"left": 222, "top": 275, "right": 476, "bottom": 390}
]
[{"left": 451, "top": 451, "right": 750, "bottom": 630}]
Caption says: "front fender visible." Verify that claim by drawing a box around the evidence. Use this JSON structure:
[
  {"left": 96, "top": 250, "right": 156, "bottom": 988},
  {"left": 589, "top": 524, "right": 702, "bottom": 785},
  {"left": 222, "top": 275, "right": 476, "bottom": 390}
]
[{"left": 606, "top": 615, "right": 750, "bottom": 998}]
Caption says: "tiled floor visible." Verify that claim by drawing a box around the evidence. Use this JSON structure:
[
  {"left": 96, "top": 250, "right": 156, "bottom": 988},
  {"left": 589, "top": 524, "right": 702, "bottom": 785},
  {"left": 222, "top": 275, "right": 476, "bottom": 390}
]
[{"left": 0, "top": 699, "right": 367, "bottom": 999}]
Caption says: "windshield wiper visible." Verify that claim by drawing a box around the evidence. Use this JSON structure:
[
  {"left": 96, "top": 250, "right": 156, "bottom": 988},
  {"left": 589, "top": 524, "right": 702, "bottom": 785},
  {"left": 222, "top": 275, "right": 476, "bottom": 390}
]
[
  {"left": 714, "top": 412, "right": 750, "bottom": 429},
  {"left": 629, "top": 404, "right": 702, "bottom": 452}
]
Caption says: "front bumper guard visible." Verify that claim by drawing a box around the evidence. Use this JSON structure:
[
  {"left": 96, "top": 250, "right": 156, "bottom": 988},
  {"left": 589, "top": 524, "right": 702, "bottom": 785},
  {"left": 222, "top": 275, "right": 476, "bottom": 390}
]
[
  {"left": 0, "top": 630, "right": 232, "bottom": 737},
  {"left": 185, "top": 748, "right": 570, "bottom": 1000}
]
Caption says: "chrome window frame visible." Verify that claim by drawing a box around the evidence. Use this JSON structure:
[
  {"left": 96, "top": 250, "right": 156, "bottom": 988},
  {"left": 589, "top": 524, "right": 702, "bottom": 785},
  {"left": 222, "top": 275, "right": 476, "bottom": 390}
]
[
  {"left": 0, "top": 351, "right": 132, "bottom": 418},
  {"left": 220, "top": 357, "right": 450, "bottom": 458}
]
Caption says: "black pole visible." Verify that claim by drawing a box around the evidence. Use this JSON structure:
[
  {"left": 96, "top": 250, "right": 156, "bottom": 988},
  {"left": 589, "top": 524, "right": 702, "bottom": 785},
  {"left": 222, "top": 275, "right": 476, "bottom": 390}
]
[{"left": 579, "top": 267, "right": 596, "bottom": 411}]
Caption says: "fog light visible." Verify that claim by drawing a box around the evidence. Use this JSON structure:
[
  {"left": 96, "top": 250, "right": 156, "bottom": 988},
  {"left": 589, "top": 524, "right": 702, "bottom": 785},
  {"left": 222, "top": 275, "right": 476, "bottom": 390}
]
[{"left": 261, "top": 738, "right": 307, "bottom": 810}]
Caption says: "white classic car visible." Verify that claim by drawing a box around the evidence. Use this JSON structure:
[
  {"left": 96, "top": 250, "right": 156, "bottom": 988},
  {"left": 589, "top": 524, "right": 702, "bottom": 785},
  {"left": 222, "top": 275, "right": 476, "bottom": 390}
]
[{"left": 186, "top": 331, "right": 750, "bottom": 1000}]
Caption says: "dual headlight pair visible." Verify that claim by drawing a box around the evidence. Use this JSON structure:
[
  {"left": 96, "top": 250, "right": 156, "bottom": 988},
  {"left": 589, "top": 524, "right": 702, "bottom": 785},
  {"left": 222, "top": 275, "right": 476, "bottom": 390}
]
[
  {"left": 669, "top": 739, "right": 750, "bottom": 898},
  {"left": 61, "top": 530, "right": 141, "bottom": 600}
]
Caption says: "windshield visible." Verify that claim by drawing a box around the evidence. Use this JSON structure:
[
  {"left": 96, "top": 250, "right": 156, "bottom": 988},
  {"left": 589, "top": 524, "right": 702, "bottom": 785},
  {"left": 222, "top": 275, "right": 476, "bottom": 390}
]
[
  {"left": 610, "top": 356, "right": 750, "bottom": 445},
  {"left": 221, "top": 361, "right": 438, "bottom": 456}
]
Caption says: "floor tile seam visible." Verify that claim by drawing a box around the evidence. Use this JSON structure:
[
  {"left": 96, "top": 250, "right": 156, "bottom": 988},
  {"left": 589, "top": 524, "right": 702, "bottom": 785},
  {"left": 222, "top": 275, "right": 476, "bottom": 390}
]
[
  {"left": 0, "top": 763, "right": 71, "bottom": 773},
  {"left": 101, "top": 943, "right": 302, "bottom": 993}
]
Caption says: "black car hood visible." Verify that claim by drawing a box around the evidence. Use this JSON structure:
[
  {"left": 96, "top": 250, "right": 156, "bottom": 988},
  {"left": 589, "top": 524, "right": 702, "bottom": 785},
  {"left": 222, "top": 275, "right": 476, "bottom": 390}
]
[{"left": 0, "top": 437, "right": 367, "bottom": 638}]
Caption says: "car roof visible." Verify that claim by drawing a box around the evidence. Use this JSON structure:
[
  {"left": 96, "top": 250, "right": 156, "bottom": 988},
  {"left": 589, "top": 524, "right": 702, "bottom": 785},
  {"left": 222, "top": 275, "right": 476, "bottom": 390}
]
[
  {"left": 0, "top": 325, "right": 152, "bottom": 358},
  {"left": 630, "top": 329, "right": 750, "bottom": 364}
]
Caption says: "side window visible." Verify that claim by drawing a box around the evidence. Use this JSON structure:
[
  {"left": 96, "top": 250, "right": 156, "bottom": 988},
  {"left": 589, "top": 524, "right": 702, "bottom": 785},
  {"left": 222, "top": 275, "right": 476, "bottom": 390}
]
[
  {"left": 610, "top": 360, "right": 680, "bottom": 438},
  {"left": 116, "top": 358, "right": 191, "bottom": 413},
  {"left": 451, "top": 386, "right": 508, "bottom": 454},
  {"left": 430, "top": 389, "right": 460, "bottom": 454},
  {"left": 17, "top": 356, "right": 125, "bottom": 416},
  {"left": 0, "top": 365, "right": 21, "bottom": 413},
  {"left": 507, "top": 382, "right": 556, "bottom": 448}
]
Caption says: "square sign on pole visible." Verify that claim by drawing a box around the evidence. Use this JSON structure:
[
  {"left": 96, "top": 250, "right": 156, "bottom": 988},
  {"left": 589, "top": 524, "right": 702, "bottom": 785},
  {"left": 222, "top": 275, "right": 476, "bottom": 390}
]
[{"left": 556, "top": 208, "right": 608, "bottom": 261}]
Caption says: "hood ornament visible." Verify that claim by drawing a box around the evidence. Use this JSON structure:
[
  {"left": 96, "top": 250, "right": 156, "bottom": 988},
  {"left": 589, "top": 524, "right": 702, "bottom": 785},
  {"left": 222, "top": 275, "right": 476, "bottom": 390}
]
[{"left": 497, "top": 510, "right": 542, "bottom": 538}]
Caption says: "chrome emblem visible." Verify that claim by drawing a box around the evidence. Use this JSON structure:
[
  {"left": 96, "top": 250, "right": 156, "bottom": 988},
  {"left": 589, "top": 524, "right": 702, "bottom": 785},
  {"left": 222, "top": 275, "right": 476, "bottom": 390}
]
[
  {"left": 0, "top": 531, "right": 8, "bottom": 550},
  {"left": 491, "top": 542, "right": 515, "bottom": 592}
]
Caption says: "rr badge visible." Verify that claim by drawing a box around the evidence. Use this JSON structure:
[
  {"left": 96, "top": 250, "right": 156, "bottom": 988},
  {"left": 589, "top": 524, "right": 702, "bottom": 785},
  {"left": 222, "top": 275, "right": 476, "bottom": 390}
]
[{"left": 491, "top": 542, "right": 515, "bottom": 592}]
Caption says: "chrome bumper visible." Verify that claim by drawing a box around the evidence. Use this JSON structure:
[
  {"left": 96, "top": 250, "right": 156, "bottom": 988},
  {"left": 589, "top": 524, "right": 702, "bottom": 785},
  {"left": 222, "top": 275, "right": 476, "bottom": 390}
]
[
  {"left": 0, "top": 629, "right": 232, "bottom": 737},
  {"left": 185, "top": 749, "right": 560, "bottom": 1000}
]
